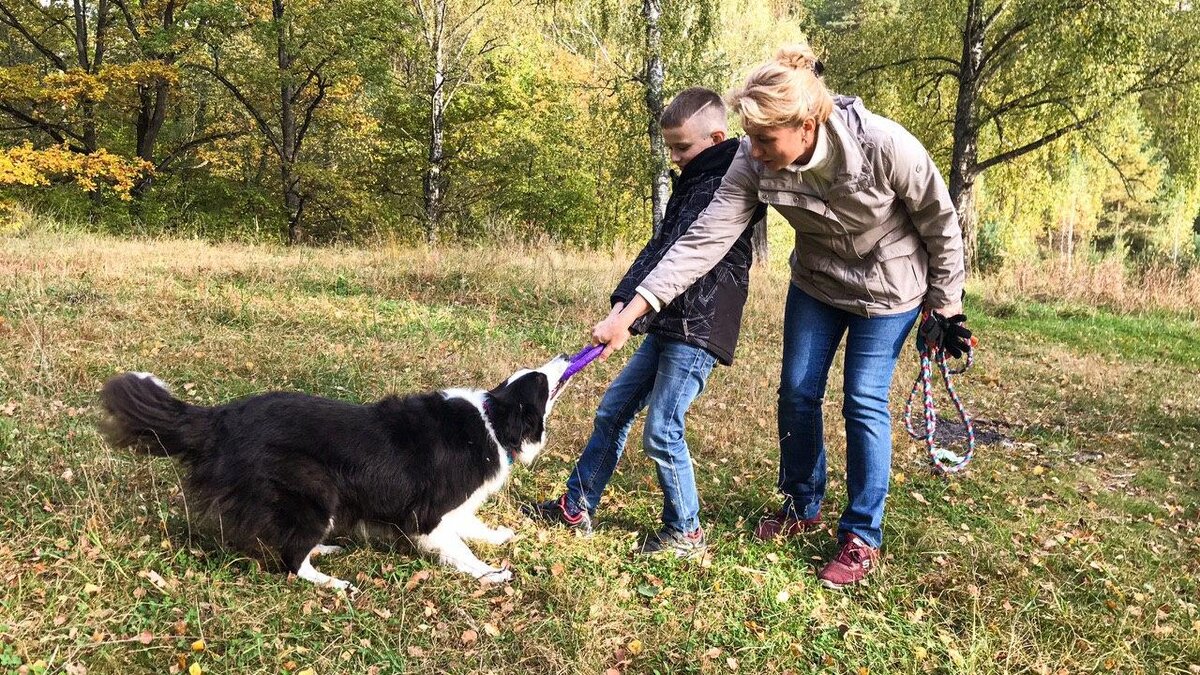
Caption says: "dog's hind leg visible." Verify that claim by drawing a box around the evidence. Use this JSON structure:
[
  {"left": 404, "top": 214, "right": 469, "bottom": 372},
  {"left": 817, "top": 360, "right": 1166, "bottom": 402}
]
[
  {"left": 415, "top": 522, "right": 512, "bottom": 583},
  {"left": 310, "top": 545, "right": 345, "bottom": 556},
  {"left": 279, "top": 510, "right": 356, "bottom": 592},
  {"left": 296, "top": 554, "right": 357, "bottom": 592}
]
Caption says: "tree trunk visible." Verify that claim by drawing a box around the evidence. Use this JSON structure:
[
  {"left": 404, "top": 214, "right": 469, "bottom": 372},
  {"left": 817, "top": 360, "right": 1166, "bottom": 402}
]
[
  {"left": 947, "top": 0, "right": 984, "bottom": 274},
  {"left": 643, "top": 0, "right": 668, "bottom": 235},
  {"left": 422, "top": 0, "right": 447, "bottom": 244},
  {"left": 276, "top": 0, "right": 303, "bottom": 244},
  {"left": 751, "top": 216, "right": 769, "bottom": 267}
]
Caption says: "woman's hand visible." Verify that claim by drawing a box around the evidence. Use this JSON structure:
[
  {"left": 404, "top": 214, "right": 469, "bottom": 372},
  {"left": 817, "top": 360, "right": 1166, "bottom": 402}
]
[{"left": 927, "top": 301, "right": 962, "bottom": 318}]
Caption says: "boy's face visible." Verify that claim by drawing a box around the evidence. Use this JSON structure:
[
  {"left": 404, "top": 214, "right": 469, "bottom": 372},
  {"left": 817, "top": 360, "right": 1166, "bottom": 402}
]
[{"left": 663, "top": 114, "right": 727, "bottom": 170}]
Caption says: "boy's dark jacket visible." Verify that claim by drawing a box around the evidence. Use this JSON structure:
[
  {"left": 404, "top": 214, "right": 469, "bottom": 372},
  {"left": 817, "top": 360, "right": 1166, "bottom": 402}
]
[{"left": 611, "top": 138, "right": 766, "bottom": 365}]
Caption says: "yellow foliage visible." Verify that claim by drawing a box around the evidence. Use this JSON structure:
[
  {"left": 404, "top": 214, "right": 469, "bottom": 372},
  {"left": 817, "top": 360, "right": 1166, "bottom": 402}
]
[
  {"left": 0, "top": 63, "right": 180, "bottom": 106},
  {"left": 0, "top": 143, "right": 153, "bottom": 199}
]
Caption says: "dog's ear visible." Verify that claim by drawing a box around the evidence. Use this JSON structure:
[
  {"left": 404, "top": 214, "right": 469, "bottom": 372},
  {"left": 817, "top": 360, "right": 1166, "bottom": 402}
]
[
  {"left": 489, "top": 370, "right": 550, "bottom": 448},
  {"left": 488, "top": 395, "right": 525, "bottom": 452}
]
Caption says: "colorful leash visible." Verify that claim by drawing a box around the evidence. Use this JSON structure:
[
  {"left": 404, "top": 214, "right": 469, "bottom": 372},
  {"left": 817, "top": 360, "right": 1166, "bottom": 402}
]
[{"left": 903, "top": 323, "right": 977, "bottom": 475}]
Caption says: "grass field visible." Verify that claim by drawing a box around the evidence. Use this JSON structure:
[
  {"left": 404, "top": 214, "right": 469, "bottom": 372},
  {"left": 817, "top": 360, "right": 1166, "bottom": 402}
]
[{"left": 1, "top": 227, "right": 1198, "bottom": 674}]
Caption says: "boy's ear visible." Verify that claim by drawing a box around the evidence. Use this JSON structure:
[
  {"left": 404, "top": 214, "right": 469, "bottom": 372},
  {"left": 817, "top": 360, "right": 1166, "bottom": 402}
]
[{"left": 710, "top": 129, "right": 727, "bottom": 144}]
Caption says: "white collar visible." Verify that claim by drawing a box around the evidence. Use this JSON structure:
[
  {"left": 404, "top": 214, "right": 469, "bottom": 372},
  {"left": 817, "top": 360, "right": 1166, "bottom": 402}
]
[{"left": 785, "top": 121, "right": 834, "bottom": 177}]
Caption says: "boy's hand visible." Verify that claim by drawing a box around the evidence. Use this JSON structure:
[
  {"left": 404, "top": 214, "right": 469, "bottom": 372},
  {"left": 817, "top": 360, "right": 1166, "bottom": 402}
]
[
  {"left": 592, "top": 315, "right": 631, "bottom": 359},
  {"left": 592, "top": 297, "right": 650, "bottom": 360}
]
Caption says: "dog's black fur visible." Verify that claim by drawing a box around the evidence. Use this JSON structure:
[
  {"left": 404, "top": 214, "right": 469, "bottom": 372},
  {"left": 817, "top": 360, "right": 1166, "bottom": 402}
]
[{"left": 98, "top": 362, "right": 565, "bottom": 587}]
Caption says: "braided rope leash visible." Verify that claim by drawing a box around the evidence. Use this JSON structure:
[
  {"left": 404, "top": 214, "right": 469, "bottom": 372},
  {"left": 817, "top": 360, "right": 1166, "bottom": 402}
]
[{"left": 903, "top": 327, "right": 977, "bottom": 475}]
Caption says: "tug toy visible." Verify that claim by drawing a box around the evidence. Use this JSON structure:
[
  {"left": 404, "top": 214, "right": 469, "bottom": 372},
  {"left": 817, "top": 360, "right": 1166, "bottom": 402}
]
[
  {"left": 561, "top": 343, "right": 605, "bottom": 382},
  {"left": 550, "top": 343, "right": 605, "bottom": 399}
]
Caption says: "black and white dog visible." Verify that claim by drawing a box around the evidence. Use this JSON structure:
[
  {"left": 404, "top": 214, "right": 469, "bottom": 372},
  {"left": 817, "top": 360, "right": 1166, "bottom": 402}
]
[{"left": 98, "top": 356, "right": 570, "bottom": 590}]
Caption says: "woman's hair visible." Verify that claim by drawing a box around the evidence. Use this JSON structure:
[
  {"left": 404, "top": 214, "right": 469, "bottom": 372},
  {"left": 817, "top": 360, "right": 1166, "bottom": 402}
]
[{"left": 728, "top": 43, "right": 833, "bottom": 129}]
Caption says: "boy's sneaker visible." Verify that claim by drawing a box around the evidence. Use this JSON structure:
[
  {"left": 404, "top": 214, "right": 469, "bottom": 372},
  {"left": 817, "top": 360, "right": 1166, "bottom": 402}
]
[
  {"left": 521, "top": 494, "right": 593, "bottom": 534},
  {"left": 637, "top": 527, "right": 706, "bottom": 559},
  {"left": 816, "top": 535, "right": 879, "bottom": 589},
  {"left": 753, "top": 509, "right": 822, "bottom": 540}
]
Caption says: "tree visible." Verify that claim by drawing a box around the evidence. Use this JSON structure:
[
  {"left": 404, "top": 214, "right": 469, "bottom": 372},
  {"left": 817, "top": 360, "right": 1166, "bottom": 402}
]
[
  {"left": 402, "top": 0, "right": 506, "bottom": 243},
  {"left": 821, "top": 0, "right": 1200, "bottom": 270},
  {"left": 191, "top": 0, "right": 388, "bottom": 243}
]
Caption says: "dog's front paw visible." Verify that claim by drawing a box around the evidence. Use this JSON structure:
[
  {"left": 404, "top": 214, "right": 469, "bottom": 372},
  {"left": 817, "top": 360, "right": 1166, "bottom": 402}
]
[
  {"left": 325, "top": 577, "right": 359, "bottom": 594},
  {"left": 479, "top": 568, "right": 513, "bottom": 584},
  {"left": 487, "top": 526, "right": 516, "bottom": 545}
]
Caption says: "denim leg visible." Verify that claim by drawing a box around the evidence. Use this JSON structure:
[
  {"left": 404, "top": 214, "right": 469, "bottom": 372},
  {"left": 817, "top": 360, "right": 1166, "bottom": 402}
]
[
  {"left": 641, "top": 339, "right": 717, "bottom": 534},
  {"left": 838, "top": 307, "right": 919, "bottom": 548},
  {"left": 565, "top": 337, "right": 660, "bottom": 514},
  {"left": 777, "top": 285, "right": 846, "bottom": 520}
]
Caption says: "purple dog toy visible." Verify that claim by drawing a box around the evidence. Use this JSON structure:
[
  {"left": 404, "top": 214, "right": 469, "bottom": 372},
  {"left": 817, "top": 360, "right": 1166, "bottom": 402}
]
[{"left": 560, "top": 343, "right": 605, "bottom": 383}]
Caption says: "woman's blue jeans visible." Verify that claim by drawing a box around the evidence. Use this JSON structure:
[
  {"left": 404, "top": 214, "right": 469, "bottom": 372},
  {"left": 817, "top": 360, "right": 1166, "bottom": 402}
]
[
  {"left": 565, "top": 334, "right": 716, "bottom": 534},
  {"left": 777, "top": 284, "right": 919, "bottom": 548}
]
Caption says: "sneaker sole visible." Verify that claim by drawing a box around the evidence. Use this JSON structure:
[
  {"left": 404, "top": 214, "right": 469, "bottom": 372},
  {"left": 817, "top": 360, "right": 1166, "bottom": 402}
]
[{"left": 819, "top": 576, "right": 870, "bottom": 591}]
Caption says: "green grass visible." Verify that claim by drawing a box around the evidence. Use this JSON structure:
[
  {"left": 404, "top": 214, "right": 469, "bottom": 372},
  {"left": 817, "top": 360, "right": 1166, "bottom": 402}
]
[{"left": 1, "top": 228, "right": 1198, "bottom": 674}]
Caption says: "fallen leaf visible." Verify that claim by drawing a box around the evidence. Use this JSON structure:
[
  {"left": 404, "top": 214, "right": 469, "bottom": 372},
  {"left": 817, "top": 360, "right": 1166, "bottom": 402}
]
[
  {"left": 138, "top": 631, "right": 153, "bottom": 645},
  {"left": 628, "top": 639, "right": 643, "bottom": 655},
  {"left": 191, "top": 639, "right": 205, "bottom": 652},
  {"left": 483, "top": 623, "right": 500, "bottom": 637},
  {"left": 461, "top": 629, "right": 478, "bottom": 646},
  {"left": 404, "top": 570, "right": 432, "bottom": 591},
  {"left": 188, "top": 664, "right": 203, "bottom": 675},
  {"left": 911, "top": 491, "right": 929, "bottom": 506}
]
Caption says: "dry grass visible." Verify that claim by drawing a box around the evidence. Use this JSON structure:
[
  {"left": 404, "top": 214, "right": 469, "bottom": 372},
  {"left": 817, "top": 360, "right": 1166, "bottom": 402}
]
[
  {"left": 1, "top": 226, "right": 1198, "bottom": 674},
  {"left": 979, "top": 258, "right": 1200, "bottom": 316}
]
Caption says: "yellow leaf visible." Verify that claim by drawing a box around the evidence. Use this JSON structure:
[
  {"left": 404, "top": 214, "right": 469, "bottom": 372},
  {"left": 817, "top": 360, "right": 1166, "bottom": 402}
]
[
  {"left": 628, "top": 639, "right": 643, "bottom": 655},
  {"left": 191, "top": 639, "right": 206, "bottom": 652},
  {"left": 189, "top": 664, "right": 203, "bottom": 675}
]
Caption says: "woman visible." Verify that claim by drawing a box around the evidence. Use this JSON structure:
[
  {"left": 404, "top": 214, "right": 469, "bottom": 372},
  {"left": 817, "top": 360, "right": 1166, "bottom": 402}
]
[{"left": 591, "top": 43, "right": 968, "bottom": 589}]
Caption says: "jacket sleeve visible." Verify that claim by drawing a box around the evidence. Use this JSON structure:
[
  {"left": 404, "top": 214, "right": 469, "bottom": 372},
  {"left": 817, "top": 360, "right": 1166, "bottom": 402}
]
[
  {"left": 637, "top": 138, "right": 762, "bottom": 306},
  {"left": 611, "top": 234, "right": 666, "bottom": 307},
  {"left": 885, "top": 125, "right": 966, "bottom": 310}
]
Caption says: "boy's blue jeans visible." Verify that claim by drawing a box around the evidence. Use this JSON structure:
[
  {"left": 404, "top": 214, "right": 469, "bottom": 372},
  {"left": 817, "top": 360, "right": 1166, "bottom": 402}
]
[
  {"left": 565, "top": 334, "right": 717, "bottom": 534},
  {"left": 777, "top": 285, "right": 919, "bottom": 549}
]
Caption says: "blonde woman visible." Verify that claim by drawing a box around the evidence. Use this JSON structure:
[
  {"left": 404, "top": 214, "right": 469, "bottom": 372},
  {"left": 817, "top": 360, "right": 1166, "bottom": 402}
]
[{"left": 591, "top": 43, "right": 969, "bottom": 588}]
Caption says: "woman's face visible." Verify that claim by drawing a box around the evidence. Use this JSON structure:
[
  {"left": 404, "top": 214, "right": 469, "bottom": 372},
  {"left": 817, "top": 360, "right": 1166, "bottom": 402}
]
[{"left": 744, "top": 118, "right": 818, "bottom": 172}]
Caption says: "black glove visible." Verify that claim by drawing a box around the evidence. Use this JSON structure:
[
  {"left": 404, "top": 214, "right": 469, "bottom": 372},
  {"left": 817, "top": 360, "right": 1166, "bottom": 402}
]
[{"left": 916, "top": 312, "right": 974, "bottom": 358}]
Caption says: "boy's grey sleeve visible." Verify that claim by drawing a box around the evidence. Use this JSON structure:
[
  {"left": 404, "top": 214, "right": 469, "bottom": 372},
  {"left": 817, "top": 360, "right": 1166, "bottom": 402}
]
[{"left": 638, "top": 139, "right": 762, "bottom": 306}]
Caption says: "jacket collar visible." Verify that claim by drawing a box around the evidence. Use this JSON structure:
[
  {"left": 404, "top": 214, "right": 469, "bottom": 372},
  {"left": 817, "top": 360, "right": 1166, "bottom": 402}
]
[
  {"left": 824, "top": 95, "right": 874, "bottom": 199},
  {"left": 672, "top": 137, "right": 741, "bottom": 186},
  {"left": 757, "top": 95, "right": 875, "bottom": 200}
]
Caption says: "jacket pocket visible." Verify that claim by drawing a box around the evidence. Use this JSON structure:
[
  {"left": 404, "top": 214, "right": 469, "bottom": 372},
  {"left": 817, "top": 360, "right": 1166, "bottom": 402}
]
[{"left": 868, "top": 233, "right": 927, "bottom": 307}]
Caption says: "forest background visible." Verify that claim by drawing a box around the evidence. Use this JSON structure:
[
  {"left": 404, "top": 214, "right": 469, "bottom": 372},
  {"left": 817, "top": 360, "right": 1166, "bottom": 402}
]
[{"left": 2, "top": 0, "right": 1200, "bottom": 273}]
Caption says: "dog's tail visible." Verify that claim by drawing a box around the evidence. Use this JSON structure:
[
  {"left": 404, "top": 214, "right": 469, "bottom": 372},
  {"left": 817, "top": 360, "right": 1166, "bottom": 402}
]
[{"left": 98, "top": 372, "right": 212, "bottom": 459}]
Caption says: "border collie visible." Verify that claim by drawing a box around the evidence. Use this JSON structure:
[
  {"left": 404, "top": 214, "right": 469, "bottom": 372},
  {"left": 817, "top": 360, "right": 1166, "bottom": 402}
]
[{"left": 98, "top": 356, "right": 571, "bottom": 590}]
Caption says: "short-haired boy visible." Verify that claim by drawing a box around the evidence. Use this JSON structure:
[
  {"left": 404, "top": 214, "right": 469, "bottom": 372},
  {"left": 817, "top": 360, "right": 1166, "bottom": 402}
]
[{"left": 524, "top": 87, "right": 766, "bottom": 557}]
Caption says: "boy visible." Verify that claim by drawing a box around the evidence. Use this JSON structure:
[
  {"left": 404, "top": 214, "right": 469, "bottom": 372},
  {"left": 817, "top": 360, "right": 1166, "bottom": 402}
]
[{"left": 524, "top": 88, "right": 766, "bottom": 558}]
